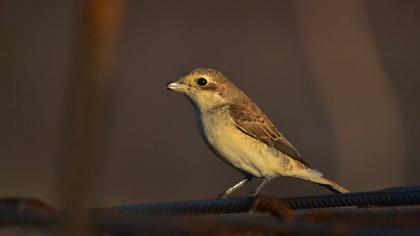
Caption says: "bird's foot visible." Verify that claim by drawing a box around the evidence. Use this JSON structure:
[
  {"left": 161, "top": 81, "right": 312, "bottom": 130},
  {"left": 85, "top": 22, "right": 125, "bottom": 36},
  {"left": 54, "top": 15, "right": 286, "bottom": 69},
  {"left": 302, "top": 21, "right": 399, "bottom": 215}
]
[
  {"left": 248, "top": 191, "right": 258, "bottom": 198},
  {"left": 217, "top": 193, "right": 229, "bottom": 199}
]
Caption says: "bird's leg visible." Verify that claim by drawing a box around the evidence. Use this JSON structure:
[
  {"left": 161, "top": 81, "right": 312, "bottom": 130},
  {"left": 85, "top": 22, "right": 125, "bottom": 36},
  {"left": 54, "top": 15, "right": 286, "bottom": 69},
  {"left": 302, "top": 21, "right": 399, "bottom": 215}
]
[
  {"left": 249, "top": 176, "right": 273, "bottom": 197},
  {"left": 218, "top": 177, "right": 252, "bottom": 199}
]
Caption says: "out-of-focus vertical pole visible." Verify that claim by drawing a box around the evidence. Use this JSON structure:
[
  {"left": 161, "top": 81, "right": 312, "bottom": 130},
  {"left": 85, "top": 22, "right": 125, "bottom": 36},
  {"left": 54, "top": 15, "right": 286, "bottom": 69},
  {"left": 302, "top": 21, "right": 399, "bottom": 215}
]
[
  {"left": 60, "top": 0, "right": 124, "bottom": 235},
  {"left": 293, "top": 1, "right": 404, "bottom": 190}
]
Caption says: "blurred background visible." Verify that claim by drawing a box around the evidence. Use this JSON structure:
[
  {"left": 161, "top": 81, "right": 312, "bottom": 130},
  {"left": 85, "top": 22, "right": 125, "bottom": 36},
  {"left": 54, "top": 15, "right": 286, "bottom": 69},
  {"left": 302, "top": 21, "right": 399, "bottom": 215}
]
[{"left": 1, "top": 0, "right": 419, "bottom": 208}]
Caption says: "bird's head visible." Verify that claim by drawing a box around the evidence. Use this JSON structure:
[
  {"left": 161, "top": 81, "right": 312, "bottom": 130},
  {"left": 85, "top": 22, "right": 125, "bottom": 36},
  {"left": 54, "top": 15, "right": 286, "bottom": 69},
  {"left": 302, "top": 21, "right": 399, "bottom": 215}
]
[{"left": 166, "top": 68, "right": 242, "bottom": 112}]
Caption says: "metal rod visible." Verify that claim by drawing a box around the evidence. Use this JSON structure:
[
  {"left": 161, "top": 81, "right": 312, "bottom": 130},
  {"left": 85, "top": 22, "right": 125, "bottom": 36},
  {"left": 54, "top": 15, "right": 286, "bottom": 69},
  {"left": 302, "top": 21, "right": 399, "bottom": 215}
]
[
  {"left": 97, "top": 186, "right": 420, "bottom": 217},
  {"left": 0, "top": 188, "right": 420, "bottom": 235}
]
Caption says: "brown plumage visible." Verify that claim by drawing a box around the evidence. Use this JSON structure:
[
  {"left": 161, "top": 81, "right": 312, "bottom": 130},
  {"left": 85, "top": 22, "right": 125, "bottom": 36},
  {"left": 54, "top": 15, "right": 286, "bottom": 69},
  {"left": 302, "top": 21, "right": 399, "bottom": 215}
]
[
  {"left": 229, "top": 103, "right": 311, "bottom": 167},
  {"left": 166, "top": 68, "right": 349, "bottom": 197}
]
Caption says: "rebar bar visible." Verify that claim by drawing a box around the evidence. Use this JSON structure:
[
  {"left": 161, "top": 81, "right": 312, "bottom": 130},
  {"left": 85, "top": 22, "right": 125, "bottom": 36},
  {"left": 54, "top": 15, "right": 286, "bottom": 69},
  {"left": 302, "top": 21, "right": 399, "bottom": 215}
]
[
  {"left": 0, "top": 198, "right": 54, "bottom": 225},
  {"left": 284, "top": 185, "right": 420, "bottom": 209},
  {"left": 0, "top": 189, "right": 420, "bottom": 235},
  {"left": 100, "top": 186, "right": 420, "bottom": 217}
]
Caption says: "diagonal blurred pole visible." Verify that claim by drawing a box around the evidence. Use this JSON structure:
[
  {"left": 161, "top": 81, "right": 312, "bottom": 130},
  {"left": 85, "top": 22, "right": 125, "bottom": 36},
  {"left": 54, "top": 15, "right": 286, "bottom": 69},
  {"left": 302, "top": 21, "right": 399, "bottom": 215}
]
[{"left": 59, "top": 0, "right": 124, "bottom": 235}]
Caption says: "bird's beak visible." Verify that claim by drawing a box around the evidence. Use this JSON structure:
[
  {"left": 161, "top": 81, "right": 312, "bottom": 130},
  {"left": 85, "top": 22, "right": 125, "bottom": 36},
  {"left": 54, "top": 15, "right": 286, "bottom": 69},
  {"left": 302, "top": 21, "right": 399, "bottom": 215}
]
[{"left": 166, "top": 81, "right": 188, "bottom": 93}]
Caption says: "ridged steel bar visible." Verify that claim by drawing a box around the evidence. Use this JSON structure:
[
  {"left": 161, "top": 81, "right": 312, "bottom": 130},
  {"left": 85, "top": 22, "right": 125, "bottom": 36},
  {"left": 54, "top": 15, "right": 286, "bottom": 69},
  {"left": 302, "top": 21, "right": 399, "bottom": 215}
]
[
  {"left": 101, "top": 186, "right": 420, "bottom": 216},
  {"left": 284, "top": 185, "right": 420, "bottom": 209},
  {"left": 105, "top": 197, "right": 255, "bottom": 216},
  {"left": 0, "top": 198, "right": 54, "bottom": 225},
  {"left": 0, "top": 186, "right": 419, "bottom": 223}
]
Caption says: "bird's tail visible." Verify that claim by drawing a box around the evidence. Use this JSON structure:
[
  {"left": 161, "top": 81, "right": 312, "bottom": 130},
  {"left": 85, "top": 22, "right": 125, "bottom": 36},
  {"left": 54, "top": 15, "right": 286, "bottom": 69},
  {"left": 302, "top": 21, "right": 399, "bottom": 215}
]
[
  {"left": 314, "top": 176, "right": 349, "bottom": 194},
  {"left": 296, "top": 168, "right": 349, "bottom": 193}
]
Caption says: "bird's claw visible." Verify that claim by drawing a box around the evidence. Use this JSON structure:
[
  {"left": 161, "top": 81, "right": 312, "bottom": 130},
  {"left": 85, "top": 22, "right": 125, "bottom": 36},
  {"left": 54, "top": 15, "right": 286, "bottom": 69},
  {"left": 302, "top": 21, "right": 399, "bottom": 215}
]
[
  {"left": 217, "top": 193, "right": 228, "bottom": 199},
  {"left": 248, "top": 192, "right": 258, "bottom": 198}
]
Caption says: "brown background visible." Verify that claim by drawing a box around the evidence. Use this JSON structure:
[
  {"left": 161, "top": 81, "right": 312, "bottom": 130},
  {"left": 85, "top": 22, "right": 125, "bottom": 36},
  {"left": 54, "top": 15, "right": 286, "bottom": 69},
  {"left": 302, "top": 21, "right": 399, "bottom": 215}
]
[{"left": 1, "top": 0, "right": 419, "bottom": 207}]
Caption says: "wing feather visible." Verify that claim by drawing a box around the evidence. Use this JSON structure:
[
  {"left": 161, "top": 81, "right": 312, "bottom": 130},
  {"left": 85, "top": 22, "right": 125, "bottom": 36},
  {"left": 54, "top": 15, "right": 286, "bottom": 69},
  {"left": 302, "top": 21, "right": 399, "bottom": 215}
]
[{"left": 229, "top": 103, "right": 311, "bottom": 167}]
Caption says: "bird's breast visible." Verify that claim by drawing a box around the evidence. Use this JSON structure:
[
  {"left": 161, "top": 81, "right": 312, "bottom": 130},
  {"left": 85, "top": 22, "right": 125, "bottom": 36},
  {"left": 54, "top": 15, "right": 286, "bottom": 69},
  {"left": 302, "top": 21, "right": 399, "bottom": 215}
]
[
  {"left": 196, "top": 110, "right": 283, "bottom": 177},
  {"left": 196, "top": 110, "right": 235, "bottom": 156}
]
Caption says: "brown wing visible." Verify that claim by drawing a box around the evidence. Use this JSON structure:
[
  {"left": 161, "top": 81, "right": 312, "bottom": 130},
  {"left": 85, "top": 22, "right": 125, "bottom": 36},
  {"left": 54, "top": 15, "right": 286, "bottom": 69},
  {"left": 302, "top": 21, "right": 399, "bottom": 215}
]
[{"left": 229, "top": 103, "right": 311, "bottom": 167}]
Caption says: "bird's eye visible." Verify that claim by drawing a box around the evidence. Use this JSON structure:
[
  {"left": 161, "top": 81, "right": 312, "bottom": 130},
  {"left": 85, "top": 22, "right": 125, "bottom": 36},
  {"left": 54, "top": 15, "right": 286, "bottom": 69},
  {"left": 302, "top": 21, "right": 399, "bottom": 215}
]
[{"left": 196, "top": 78, "right": 208, "bottom": 87}]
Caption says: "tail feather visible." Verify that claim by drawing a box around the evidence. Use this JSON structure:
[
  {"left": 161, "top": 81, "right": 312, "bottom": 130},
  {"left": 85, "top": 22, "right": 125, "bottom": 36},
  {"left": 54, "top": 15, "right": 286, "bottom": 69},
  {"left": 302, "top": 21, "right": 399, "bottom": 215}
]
[
  {"left": 295, "top": 167, "right": 349, "bottom": 193},
  {"left": 315, "top": 177, "right": 349, "bottom": 194}
]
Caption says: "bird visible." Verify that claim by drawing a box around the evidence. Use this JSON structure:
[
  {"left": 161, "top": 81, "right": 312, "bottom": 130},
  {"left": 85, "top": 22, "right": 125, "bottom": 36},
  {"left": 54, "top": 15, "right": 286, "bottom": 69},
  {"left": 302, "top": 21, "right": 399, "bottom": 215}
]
[{"left": 166, "top": 68, "right": 349, "bottom": 198}]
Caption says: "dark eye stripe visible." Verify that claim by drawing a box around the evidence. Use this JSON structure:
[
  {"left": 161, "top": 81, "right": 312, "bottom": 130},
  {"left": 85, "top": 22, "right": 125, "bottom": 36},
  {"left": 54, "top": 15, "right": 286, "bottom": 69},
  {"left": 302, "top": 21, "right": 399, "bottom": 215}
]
[{"left": 200, "top": 82, "right": 218, "bottom": 91}]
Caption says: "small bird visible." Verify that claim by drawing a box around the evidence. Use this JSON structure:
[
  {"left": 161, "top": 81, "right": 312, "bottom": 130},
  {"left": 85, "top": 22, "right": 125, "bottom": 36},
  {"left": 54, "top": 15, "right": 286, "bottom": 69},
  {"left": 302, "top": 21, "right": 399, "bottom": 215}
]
[{"left": 166, "top": 68, "right": 348, "bottom": 198}]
